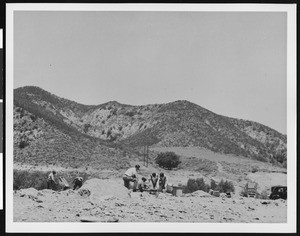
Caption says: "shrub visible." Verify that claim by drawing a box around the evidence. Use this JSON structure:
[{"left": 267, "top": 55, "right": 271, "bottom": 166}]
[
  {"left": 215, "top": 179, "right": 235, "bottom": 193},
  {"left": 155, "top": 152, "right": 181, "bottom": 170},
  {"left": 112, "top": 109, "right": 117, "bottom": 115},
  {"left": 83, "top": 124, "right": 91, "bottom": 133},
  {"left": 107, "top": 129, "right": 112, "bottom": 137},
  {"left": 19, "top": 140, "right": 29, "bottom": 149},
  {"left": 13, "top": 170, "right": 91, "bottom": 191},
  {"left": 210, "top": 179, "right": 217, "bottom": 190},
  {"left": 259, "top": 190, "right": 269, "bottom": 199},
  {"left": 251, "top": 166, "right": 259, "bottom": 173},
  {"left": 184, "top": 178, "right": 210, "bottom": 193},
  {"left": 125, "top": 111, "right": 135, "bottom": 117},
  {"left": 30, "top": 114, "right": 37, "bottom": 122},
  {"left": 14, "top": 170, "right": 48, "bottom": 190}
]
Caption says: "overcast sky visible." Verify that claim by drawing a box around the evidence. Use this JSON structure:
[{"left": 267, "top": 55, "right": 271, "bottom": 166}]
[{"left": 14, "top": 11, "right": 287, "bottom": 134}]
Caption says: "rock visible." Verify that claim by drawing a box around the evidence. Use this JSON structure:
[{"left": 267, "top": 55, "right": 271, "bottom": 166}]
[
  {"left": 78, "top": 189, "right": 91, "bottom": 197},
  {"left": 190, "top": 190, "right": 212, "bottom": 198},
  {"left": 107, "top": 217, "right": 119, "bottom": 222},
  {"left": 261, "top": 201, "right": 271, "bottom": 205}
]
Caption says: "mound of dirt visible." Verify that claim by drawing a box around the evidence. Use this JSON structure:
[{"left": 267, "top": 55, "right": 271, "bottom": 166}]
[
  {"left": 17, "top": 188, "right": 39, "bottom": 197},
  {"left": 78, "top": 178, "right": 130, "bottom": 199},
  {"left": 185, "top": 190, "right": 212, "bottom": 198}
]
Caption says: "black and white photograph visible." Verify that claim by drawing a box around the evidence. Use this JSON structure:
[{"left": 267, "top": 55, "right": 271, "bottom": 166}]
[
  {"left": 0, "top": 48, "right": 3, "bottom": 100},
  {"left": 1, "top": 29, "right": 3, "bottom": 211},
  {"left": 5, "top": 3, "right": 296, "bottom": 233}
]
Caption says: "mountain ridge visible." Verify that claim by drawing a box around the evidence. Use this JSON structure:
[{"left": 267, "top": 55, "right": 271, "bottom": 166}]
[{"left": 14, "top": 86, "right": 287, "bottom": 165}]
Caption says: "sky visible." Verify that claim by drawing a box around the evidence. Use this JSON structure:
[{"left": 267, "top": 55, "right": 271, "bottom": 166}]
[{"left": 14, "top": 11, "right": 287, "bottom": 134}]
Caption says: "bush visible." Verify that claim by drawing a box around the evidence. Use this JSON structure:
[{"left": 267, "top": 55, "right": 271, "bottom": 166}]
[
  {"left": 259, "top": 190, "right": 269, "bottom": 199},
  {"left": 83, "top": 124, "right": 91, "bottom": 133},
  {"left": 155, "top": 152, "right": 181, "bottom": 170},
  {"left": 216, "top": 179, "right": 235, "bottom": 193},
  {"left": 14, "top": 169, "right": 91, "bottom": 191},
  {"left": 125, "top": 111, "right": 135, "bottom": 117},
  {"left": 19, "top": 140, "right": 29, "bottom": 149},
  {"left": 210, "top": 179, "right": 217, "bottom": 190},
  {"left": 14, "top": 170, "right": 48, "bottom": 190},
  {"left": 184, "top": 178, "right": 210, "bottom": 193}
]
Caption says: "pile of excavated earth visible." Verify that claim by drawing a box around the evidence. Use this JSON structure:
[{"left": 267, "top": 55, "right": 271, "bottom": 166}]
[{"left": 14, "top": 178, "right": 287, "bottom": 223}]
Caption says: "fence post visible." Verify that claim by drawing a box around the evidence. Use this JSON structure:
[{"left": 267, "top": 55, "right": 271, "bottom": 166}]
[{"left": 146, "top": 145, "right": 149, "bottom": 167}]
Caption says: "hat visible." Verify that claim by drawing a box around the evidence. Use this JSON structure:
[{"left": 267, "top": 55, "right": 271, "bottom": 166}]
[{"left": 135, "top": 164, "right": 140, "bottom": 170}]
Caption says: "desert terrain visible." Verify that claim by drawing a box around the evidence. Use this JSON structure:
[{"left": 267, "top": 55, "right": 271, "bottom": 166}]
[
  {"left": 13, "top": 147, "right": 287, "bottom": 223},
  {"left": 12, "top": 87, "right": 287, "bottom": 223}
]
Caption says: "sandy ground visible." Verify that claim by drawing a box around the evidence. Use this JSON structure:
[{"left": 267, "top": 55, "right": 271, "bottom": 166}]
[
  {"left": 13, "top": 147, "right": 287, "bottom": 223},
  {"left": 14, "top": 178, "right": 287, "bottom": 223}
]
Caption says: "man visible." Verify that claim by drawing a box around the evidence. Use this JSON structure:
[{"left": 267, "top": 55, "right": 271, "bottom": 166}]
[
  {"left": 137, "top": 177, "right": 149, "bottom": 192},
  {"left": 158, "top": 172, "right": 167, "bottom": 192},
  {"left": 123, "top": 165, "right": 140, "bottom": 191},
  {"left": 150, "top": 173, "right": 159, "bottom": 190},
  {"left": 72, "top": 176, "right": 83, "bottom": 190},
  {"left": 47, "top": 170, "right": 57, "bottom": 190}
]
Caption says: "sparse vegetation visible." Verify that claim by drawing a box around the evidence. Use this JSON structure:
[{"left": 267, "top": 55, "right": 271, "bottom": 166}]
[
  {"left": 125, "top": 111, "right": 135, "bottom": 117},
  {"left": 155, "top": 152, "right": 181, "bottom": 170},
  {"left": 83, "top": 123, "right": 91, "bottom": 133},
  {"left": 215, "top": 179, "right": 235, "bottom": 193},
  {"left": 19, "top": 140, "right": 29, "bottom": 149},
  {"left": 183, "top": 178, "right": 210, "bottom": 193},
  {"left": 13, "top": 169, "right": 91, "bottom": 190},
  {"left": 183, "top": 178, "right": 235, "bottom": 194}
]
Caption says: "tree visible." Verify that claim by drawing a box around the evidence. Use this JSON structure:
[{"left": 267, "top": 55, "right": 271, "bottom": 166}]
[{"left": 155, "top": 152, "right": 181, "bottom": 170}]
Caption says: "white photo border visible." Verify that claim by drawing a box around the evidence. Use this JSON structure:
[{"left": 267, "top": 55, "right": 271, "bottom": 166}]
[{"left": 6, "top": 3, "right": 297, "bottom": 233}]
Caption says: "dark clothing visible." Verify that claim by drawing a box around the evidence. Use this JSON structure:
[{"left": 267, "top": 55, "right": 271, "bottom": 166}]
[
  {"left": 159, "top": 176, "right": 167, "bottom": 192},
  {"left": 150, "top": 175, "right": 159, "bottom": 189},
  {"left": 123, "top": 175, "right": 137, "bottom": 189},
  {"left": 72, "top": 177, "right": 83, "bottom": 190},
  {"left": 47, "top": 179, "right": 56, "bottom": 190}
]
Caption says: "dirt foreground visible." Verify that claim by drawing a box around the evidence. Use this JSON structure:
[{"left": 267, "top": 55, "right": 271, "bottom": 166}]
[{"left": 14, "top": 178, "right": 287, "bottom": 223}]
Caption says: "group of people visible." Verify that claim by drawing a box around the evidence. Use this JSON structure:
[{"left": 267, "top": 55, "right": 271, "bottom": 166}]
[
  {"left": 47, "top": 164, "right": 167, "bottom": 194},
  {"left": 123, "top": 165, "right": 167, "bottom": 193},
  {"left": 47, "top": 171, "right": 83, "bottom": 191}
]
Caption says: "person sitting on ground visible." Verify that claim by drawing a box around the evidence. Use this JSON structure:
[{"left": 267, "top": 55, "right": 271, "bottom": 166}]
[
  {"left": 123, "top": 165, "right": 140, "bottom": 191},
  {"left": 150, "top": 173, "right": 159, "bottom": 190},
  {"left": 47, "top": 170, "right": 57, "bottom": 190},
  {"left": 158, "top": 172, "right": 167, "bottom": 192},
  {"left": 72, "top": 174, "right": 84, "bottom": 190},
  {"left": 137, "top": 177, "right": 149, "bottom": 192}
]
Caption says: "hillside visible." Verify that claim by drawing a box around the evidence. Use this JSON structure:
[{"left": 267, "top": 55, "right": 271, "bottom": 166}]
[
  {"left": 14, "top": 86, "right": 287, "bottom": 164},
  {"left": 13, "top": 105, "right": 133, "bottom": 171}
]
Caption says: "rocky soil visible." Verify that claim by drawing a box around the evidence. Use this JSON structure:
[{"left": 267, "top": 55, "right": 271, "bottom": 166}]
[{"left": 14, "top": 178, "right": 287, "bottom": 223}]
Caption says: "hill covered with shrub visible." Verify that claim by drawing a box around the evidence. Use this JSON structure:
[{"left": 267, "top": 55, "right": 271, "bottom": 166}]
[{"left": 14, "top": 86, "right": 287, "bottom": 164}]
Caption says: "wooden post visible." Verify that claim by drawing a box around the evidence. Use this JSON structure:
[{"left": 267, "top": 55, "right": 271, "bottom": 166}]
[
  {"left": 146, "top": 145, "right": 149, "bottom": 167},
  {"left": 143, "top": 145, "right": 146, "bottom": 166}
]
